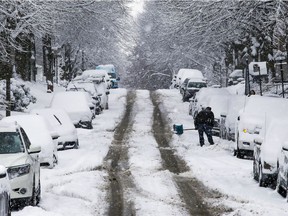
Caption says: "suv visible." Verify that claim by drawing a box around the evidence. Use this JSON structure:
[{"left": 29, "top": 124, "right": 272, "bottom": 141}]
[{"left": 0, "top": 122, "right": 41, "bottom": 207}]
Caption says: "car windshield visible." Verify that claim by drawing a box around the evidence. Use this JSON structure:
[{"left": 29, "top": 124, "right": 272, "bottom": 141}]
[
  {"left": 188, "top": 82, "right": 207, "bottom": 88},
  {"left": 0, "top": 132, "right": 24, "bottom": 154},
  {"left": 108, "top": 73, "right": 117, "bottom": 79}
]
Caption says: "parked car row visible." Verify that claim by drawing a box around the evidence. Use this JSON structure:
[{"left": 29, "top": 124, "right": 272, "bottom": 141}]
[
  {"left": 0, "top": 106, "right": 80, "bottom": 209},
  {"left": 0, "top": 68, "right": 113, "bottom": 212},
  {"left": 190, "top": 87, "right": 288, "bottom": 198}
]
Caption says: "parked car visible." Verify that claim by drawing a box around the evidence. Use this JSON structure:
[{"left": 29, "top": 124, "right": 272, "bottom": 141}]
[
  {"left": 30, "top": 108, "right": 79, "bottom": 150},
  {"left": 96, "top": 64, "right": 120, "bottom": 88},
  {"left": 253, "top": 117, "right": 288, "bottom": 188},
  {"left": 2, "top": 115, "right": 58, "bottom": 168},
  {"left": 0, "top": 122, "right": 41, "bottom": 207},
  {"left": 0, "top": 165, "right": 10, "bottom": 216},
  {"left": 182, "top": 78, "right": 207, "bottom": 102},
  {"left": 175, "top": 68, "right": 205, "bottom": 88},
  {"left": 66, "top": 81, "right": 101, "bottom": 115},
  {"left": 219, "top": 95, "right": 247, "bottom": 141},
  {"left": 189, "top": 87, "right": 230, "bottom": 118},
  {"left": 203, "top": 94, "right": 230, "bottom": 136},
  {"left": 72, "top": 71, "right": 110, "bottom": 111},
  {"left": 76, "top": 69, "right": 111, "bottom": 90},
  {"left": 277, "top": 137, "right": 288, "bottom": 197},
  {"left": 50, "top": 91, "right": 94, "bottom": 129},
  {"left": 235, "top": 95, "right": 288, "bottom": 158}
]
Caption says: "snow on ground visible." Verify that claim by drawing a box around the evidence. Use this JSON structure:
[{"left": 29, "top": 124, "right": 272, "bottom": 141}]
[
  {"left": 128, "top": 90, "right": 188, "bottom": 215},
  {"left": 12, "top": 83, "right": 127, "bottom": 216},
  {"left": 8, "top": 82, "right": 288, "bottom": 215},
  {"left": 157, "top": 88, "right": 288, "bottom": 216}
]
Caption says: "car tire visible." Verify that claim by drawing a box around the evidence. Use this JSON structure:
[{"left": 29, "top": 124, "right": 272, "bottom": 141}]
[
  {"left": 253, "top": 158, "right": 259, "bottom": 181},
  {"left": 259, "top": 164, "right": 266, "bottom": 187},
  {"left": 276, "top": 170, "right": 286, "bottom": 197},
  {"left": 30, "top": 178, "right": 41, "bottom": 206}
]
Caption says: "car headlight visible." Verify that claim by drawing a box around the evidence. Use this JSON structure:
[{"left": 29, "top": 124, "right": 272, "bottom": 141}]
[{"left": 7, "top": 164, "right": 31, "bottom": 179}]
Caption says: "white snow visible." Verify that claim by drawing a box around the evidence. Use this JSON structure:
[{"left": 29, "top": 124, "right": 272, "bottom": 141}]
[{"left": 5, "top": 82, "right": 288, "bottom": 216}]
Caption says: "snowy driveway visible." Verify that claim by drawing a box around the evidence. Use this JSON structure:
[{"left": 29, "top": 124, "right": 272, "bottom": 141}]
[{"left": 13, "top": 87, "right": 288, "bottom": 216}]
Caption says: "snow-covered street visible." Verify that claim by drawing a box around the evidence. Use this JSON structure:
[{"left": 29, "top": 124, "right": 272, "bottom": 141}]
[{"left": 10, "top": 85, "right": 288, "bottom": 216}]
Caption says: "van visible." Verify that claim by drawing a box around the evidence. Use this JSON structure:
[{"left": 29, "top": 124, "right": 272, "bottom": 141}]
[{"left": 96, "top": 64, "right": 120, "bottom": 88}]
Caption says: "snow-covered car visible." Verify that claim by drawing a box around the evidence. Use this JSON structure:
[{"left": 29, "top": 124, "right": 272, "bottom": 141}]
[
  {"left": 30, "top": 108, "right": 79, "bottom": 150},
  {"left": 175, "top": 68, "right": 205, "bottom": 88},
  {"left": 253, "top": 117, "right": 288, "bottom": 188},
  {"left": 182, "top": 78, "right": 207, "bottom": 102},
  {"left": 75, "top": 69, "right": 111, "bottom": 90},
  {"left": 66, "top": 81, "right": 102, "bottom": 115},
  {"left": 277, "top": 138, "right": 288, "bottom": 197},
  {"left": 203, "top": 94, "right": 230, "bottom": 136},
  {"left": 219, "top": 95, "right": 247, "bottom": 141},
  {"left": 94, "top": 78, "right": 109, "bottom": 110},
  {"left": 96, "top": 64, "right": 120, "bottom": 89},
  {"left": 2, "top": 115, "right": 58, "bottom": 168},
  {"left": 0, "top": 165, "right": 11, "bottom": 215},
  {"left": 189, "top": 87, "right": 230, "bottom": 118},
  {"left": 0, "top": 122, "right": 41, "bottom": 207},
  {"left": 50, "top": 91, "right": 94, "bottom": 129},
  {"left": 235, "top": 96, "right": 288, "bottom": 158}
]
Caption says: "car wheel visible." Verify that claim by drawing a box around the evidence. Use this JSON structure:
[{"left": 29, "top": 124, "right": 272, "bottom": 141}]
[
  {"left": 259, "top": 164, "right": 266, "bottom": 187},
  {"left": 30, "top": 178, "right": 41, "bottom": 206},
  {"left": 253, "top": 158, "right": 259, "bottom": 181},
  {"left": 276, "top": 170, "right": 286, "bottom": 197}
]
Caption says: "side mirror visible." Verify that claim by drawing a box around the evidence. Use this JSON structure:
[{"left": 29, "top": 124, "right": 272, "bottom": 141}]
[
  {"left": 28, "top": 145, "right": 41, "bottom": 154},
  {"left": 254, "top": 137, "right": 263, "bottom": 145},
  {"left": 51, "top": 131, "right": 60, "bottom": 140},
  {"left": 116, "top": 77, "right": 120, "bottom": 81}
]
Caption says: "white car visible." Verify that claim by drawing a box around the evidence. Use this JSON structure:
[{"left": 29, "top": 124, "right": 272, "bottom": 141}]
[
  {"left": 0, "top": 122, "right": 41, "bottom": 206},
  {"left": 235, "top": 95, "right": 288, "bottom": 158},
  {"left": 189, "top": 87, "right": 230, "bottom": 118},
  {"left": 253, "top": 117, "right": 288, "bottom": 187},
  {"left": 0, "top": 165, "right": 11, "bottom": 215},
  {"left": 50, "top": 91, "right": 94, "bottom": 129},
  {"left": 30, "top": 108, "right": 79, "bottom": 150},
  {"left": 2, "top": 115, "right": 58, "bottom": 168},
  {"left": 66, "top": 81, "right": 102, "bottom": 115},
  {"left": 219, "top": 95, "right": 247, "bottom": 141}
]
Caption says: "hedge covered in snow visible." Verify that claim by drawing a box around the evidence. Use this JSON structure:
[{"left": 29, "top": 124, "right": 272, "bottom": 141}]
[{"left": 0, "top": 78, "right": 36, "bottom": 112}]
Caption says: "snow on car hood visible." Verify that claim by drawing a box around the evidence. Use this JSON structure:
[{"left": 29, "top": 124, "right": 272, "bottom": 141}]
[{"left": 0, "top": 153, "right": 29, "bottom": 168}]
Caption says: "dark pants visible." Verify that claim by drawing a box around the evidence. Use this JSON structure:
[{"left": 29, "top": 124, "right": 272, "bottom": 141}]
[{"left": 198, "top": 124, "right": 214, "bottom": 146}]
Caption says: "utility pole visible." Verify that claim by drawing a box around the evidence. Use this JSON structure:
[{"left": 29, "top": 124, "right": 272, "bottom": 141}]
[
  {"left": 280, "top": 59, "right": 285, "bottom": 98},
  {"left": 245, "top": 58, "right": 250, "bottom": 95}
]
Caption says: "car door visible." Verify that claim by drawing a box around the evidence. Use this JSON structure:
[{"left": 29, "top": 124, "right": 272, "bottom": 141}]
[{"left": 19, "top": 128, "right": 40, "bottom": 186}]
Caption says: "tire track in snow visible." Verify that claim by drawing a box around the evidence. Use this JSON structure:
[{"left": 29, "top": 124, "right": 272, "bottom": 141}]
[
  {"left": 151, "top": 91, "right": 229, "bottom": 216},
  {"left": 104, "top": 91, "right": 136, "bottom": 216}
]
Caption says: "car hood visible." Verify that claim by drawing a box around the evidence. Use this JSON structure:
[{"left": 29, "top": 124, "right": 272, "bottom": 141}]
[{"left": 0, "top": 153, "right": 29, "bottom": 167}]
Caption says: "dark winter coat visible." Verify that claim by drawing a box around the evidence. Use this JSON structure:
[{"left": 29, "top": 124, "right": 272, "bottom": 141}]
[{"left": 194, "top": 109, "right": 214, "bottom": 128}]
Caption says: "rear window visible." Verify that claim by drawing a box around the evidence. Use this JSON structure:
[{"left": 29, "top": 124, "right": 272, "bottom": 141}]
[
  {"left": 188, "top": 82, "right": 207, "bottom": 88},
  {"left": 0, "top": 132, "right": 24, "bottom": 154}
]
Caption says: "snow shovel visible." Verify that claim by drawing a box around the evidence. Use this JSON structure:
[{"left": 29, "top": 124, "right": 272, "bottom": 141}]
[{"left": 173, "top": 124, "right": 196, "bottom": 135}]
